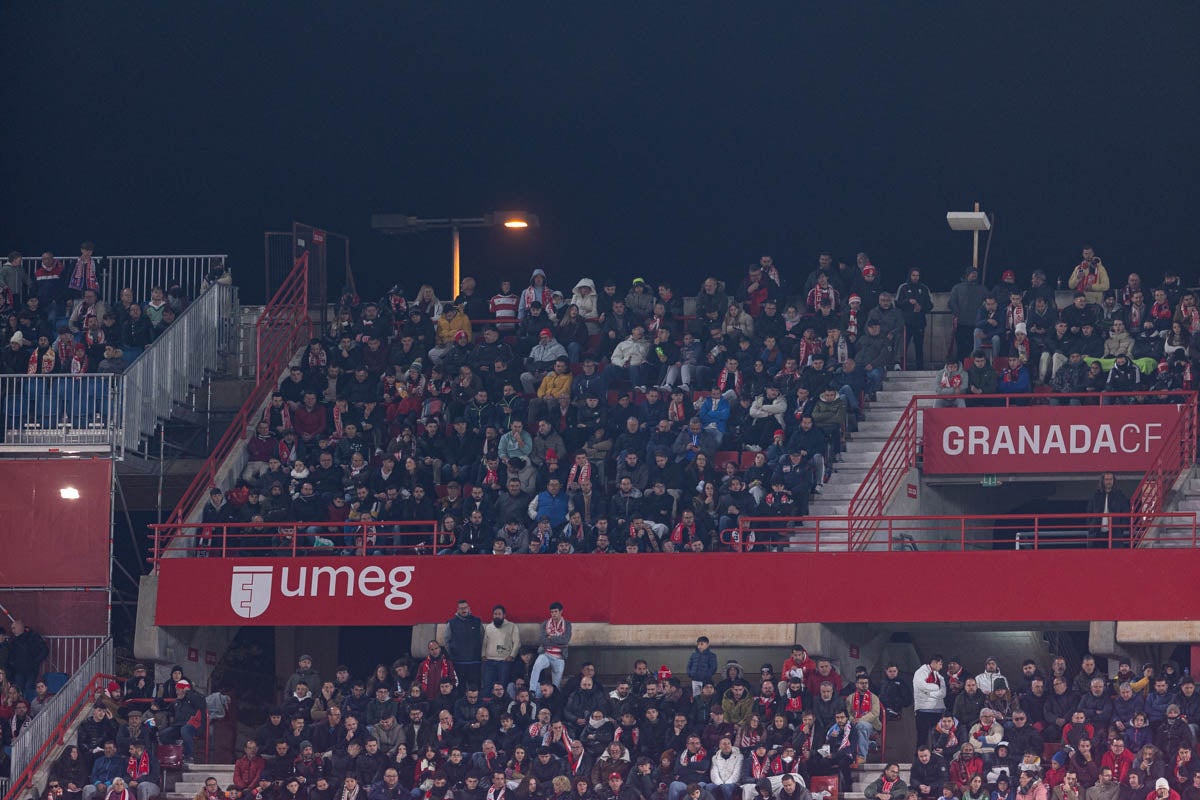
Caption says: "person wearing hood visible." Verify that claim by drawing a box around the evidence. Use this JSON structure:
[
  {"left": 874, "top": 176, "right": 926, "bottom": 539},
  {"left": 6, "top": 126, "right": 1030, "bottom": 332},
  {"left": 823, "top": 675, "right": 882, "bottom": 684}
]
[
  {"left": 571, "top": 279, "right": 601, "bottom": 330},
  {"left": 934, "top": 359, "right": 970, "bottom": 407},
  {"left": 950, "top": 268, "right": 990, "bottom": 361},
  {"left": 625, "top": 279, "right": 654, "bottom": 323},
  {"left": 714, "top": 662, "right": 749, "bottom": 699},
  {"left": 520, "top": 270, "right": 554, "bottom": 320}
]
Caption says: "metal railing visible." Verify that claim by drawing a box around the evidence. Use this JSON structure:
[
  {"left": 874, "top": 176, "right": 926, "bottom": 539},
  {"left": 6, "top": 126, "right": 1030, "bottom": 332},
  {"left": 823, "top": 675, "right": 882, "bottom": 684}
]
[
  {"left": 726, "top": 511, "right": 1200, "bottom": 552},
  {"left": 0, "top": 373, "right": 122, "bottom": 454},
  {"left": 846, "top": 390, "right": 1199, "bottom": 551},
  {"left": 149, "top": 520, "right": 447, "bottom": 566},
  {"left": 43, "top": 635, "right": 110, "bottom": 676},
  {"left": 1132, "top": 400, "right": 1199, "bottom": 544},
  {"left": 121, "top": 281, "right": 237, "bottom": 454},
  {"left": 160, "top": 255, "right": 310, "bottom": 545},
  {"left": 7, "top": 638, "right": 113, "bottom": 800},
  {"left": 101, "top": 254, "right": 226, "bottom": 307}
]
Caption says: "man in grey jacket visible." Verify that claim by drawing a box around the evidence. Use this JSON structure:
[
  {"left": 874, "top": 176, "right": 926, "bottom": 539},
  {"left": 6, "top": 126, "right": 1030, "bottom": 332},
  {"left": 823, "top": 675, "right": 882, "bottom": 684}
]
[
  {"left": 949, "top": 268, "right": 989, "bottom": 362},
  {"left": 481, "top": 605, "right": 522, "bottom": 693}
]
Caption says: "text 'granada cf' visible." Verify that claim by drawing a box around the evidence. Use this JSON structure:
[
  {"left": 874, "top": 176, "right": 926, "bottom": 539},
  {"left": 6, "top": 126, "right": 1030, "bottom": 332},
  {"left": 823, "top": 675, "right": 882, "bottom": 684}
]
[{"left": 921, "top": 404, "right": 1183, "bottom": 474}]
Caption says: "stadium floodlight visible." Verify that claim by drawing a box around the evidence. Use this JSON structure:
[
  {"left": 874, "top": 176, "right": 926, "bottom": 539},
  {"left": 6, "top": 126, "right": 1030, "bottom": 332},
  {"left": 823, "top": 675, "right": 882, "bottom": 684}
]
[
  {"left": 946, "top": 202, "right": 993, "bottom": 275},
  {"left": 372, "top": 210, "right": 540, "bottom": 297}
]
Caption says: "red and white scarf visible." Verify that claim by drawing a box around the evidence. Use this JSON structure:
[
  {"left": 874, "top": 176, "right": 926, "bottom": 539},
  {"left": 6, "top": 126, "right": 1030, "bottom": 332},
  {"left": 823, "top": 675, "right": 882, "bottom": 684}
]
[
  {"left": 567, "top": 461, "right": 592, "bottom": 487},
  {"left": 543, "top": 617, "right": 565, "bottom": 658},
  {"left": 68, "top": 256, "right": 98, "bottom": 292},
  {"left": 1006, "top": 303, "right": 1025, "bottom": 332},
  {"left": 28, "top": 347, "right": 56, "bottom": 374}
]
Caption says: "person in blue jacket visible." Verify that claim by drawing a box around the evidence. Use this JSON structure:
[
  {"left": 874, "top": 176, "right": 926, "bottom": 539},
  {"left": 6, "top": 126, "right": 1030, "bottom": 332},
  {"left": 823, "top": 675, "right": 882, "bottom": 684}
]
[{"left": 686, "top": 637, "right": 718, "bottom": 697}]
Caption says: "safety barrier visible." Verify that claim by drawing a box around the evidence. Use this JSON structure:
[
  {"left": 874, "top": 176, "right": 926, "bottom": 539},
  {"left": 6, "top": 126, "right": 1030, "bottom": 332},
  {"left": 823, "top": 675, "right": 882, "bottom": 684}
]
[
  {"left": 0, "top": 373, "right": 122, "bottom": 454},
  {"left": 43, "top": 635, "right": 110, "bottom": 676},
  {"left": 149, "top": 520, "right": 447, "bottom": 565},
  {"left": 6, "top": 639, "right": 113, "bottom": 800},
  {"left": 727, "top": 511, "right": 1200, "bottom": 552},
  {"left": 121, "top": 281, "right": 237, "bottom": 454},
  {"left": 160, "top": 255, "right": 310, "bottom": 543},
  {"left": 101, "top": 254, "right": 226, "bottom": 307},
  {"left": 846, "top": 391, "right": 1198, "bottom": 550},
  {"left": 1132, "top": 399, "right": 1199, "bottom": 544}
]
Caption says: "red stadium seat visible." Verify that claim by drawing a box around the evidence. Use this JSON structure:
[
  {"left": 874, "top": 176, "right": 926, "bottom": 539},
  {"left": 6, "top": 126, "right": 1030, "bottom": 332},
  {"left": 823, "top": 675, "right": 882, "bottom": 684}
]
[{"left": 713, "top": 451, "right": 740, "bottom": 469}]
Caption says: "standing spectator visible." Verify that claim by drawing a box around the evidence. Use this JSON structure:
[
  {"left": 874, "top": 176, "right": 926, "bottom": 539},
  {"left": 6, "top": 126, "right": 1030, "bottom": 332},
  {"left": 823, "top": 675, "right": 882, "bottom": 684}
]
[
  {"left": 1, "top": 251, "right": 32, "bottom": 307},
  {"left": 286, "top": 655, "right": 321, "bottom": 696},
  {"left": 949, "top": 269, "right": 989, "bottom": 362},
  {"left": 4, "top": 620, "right": 49, "bottom": 698},
  {"left": 482, "top": 605, "right": 521, "bottom": 693},
  {"left": 445, "top": 600, "right": 484, "bottom": 689},
  {"left": 914, "top": 655, "right": 948, "bottom": 754},
  {"left": 687, "top": 638, "right": 718, "bottom": 698},
  {"left": 1069, "top": 248, "right": 1111, "bottom": 305},
  {"left": 531, "top": 602, "right": 572, "bottom": 689},
  {"left": 896, "top": 269, "right": 934, "bottom": 370}
]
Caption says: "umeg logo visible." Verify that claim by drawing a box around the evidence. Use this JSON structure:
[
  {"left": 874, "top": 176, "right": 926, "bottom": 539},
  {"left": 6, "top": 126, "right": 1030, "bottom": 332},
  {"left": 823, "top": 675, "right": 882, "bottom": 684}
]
[
  {"left": 229, "top": 564, "right": 416, "bottom": 618},
  {"left": 230, "top": 566, "right": 274, "bottom": 619}
]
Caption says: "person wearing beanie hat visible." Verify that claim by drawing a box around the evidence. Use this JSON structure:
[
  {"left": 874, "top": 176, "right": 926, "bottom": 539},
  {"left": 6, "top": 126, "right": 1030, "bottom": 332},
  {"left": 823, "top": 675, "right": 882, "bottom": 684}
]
[
  {"left": 520, "top": 327, "right": 568, "bottom": 394},
  {"left": 286, "top": 654, "right": 321, "bottom": 697}
]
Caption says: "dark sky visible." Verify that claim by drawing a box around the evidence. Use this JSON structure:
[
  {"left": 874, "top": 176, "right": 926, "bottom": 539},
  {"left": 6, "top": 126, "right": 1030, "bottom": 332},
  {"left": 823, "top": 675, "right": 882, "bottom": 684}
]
[{"left": 3, "top": 2, "right": 1197, "bottom": 302}]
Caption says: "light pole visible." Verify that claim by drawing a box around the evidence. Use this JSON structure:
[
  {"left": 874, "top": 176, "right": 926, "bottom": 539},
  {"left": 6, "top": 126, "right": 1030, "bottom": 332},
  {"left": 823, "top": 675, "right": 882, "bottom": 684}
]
[
  {"left": 372, "top": 210, "right": 539, "bottom": 298},
  {"left": 946, "top": 202, "right": 993, "bottom": 282}
]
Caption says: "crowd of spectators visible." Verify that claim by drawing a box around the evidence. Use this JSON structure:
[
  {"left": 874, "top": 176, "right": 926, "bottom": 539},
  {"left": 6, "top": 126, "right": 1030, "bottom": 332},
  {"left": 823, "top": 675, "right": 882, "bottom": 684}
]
[
  {"left": 938, "top": 252, "right": 1196, "bottom": 405},
  {"left": 0, "top": 244, "right": 205, "bottom": 379},
  {"left": 202, "top": 254, "right": 927, "bottom": 556},
  {"left": 134, "top": 606, "right": 1200, "bottom": 800}
]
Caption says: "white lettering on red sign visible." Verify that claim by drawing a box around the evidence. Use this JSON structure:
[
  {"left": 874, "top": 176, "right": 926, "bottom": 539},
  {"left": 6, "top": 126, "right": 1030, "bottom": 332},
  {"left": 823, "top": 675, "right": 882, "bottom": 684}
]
[{"left": 941, "top": 422, "right": 1162, "bottom": 457}]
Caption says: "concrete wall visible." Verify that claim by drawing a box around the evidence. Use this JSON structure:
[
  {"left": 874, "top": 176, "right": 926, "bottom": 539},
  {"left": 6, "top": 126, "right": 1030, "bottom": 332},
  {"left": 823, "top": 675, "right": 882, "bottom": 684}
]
[{"left": 135, "top": 574, "right": 239, "bottom": 692}]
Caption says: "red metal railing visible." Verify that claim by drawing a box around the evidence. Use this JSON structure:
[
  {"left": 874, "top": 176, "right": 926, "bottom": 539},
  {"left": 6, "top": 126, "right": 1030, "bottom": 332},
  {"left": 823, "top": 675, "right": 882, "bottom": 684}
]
[
  {"left": 848, "top": 396, "right": 919, "bottom": 549},
  {"left": 4, "top": 673, "right": 118, "bottom": 800},
  {"left": 161, "top": 255, "right": 310, "bottom": 542},
  {"left": 846, "top": 391, "right": 1198, "bottom": 550},
  {"left": 150, "top": 520, "right": 447, "bottom": 564},
  {"left": 1132, "top": 399, "right": 1199, "bottom": 544},
  {"left": 728, "top": 511, "right": 1200, "bottom": 552}
]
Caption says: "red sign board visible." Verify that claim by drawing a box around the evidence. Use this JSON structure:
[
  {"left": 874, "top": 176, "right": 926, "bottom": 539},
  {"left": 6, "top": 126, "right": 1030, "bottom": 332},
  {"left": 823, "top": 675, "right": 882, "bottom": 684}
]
[
  {"left": 155, "top": 551, "right": 1200, "bottom": 626},
  {"left": 906, "top": 483, "right": 918, "bottom": 499},
  {"left": 187, "top": 647, "right": 198, "bottom": 662},
  {"left": 922, "top": 405, "right": 1183, "bottom": 474}
]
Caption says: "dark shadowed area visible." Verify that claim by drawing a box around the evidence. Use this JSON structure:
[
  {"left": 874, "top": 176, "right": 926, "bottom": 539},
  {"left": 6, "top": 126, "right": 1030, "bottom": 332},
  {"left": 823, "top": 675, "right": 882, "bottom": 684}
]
[{"left": 2, "top": 2, "right": 1197, "bottom": 301}]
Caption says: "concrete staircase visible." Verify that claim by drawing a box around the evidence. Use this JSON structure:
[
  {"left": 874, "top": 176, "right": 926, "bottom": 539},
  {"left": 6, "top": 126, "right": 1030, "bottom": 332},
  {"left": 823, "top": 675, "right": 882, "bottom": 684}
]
[
  {"left": 784, "top": 370, "right": 938, "bottom": 551},
  {"left": 844, "top": 762, "right": 913, "bottom": 800},
  {"left": 1149, "top": 465, "right": 1200, "bottom": 547},
  {"left": 167, "top": 763, "right": 236, "bottom": 800}
]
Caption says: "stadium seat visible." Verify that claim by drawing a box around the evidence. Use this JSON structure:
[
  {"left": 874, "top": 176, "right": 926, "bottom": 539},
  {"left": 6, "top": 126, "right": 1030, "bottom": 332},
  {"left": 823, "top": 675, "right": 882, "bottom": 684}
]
[
  {"left": 739, "top": 451, "right": 757, "bottom": 469},
  {"left": 810, "top": 775, "right": 839, "bottom": 800},
  {"left": 43, "top": 672, "right": 69, "bottom": 695},
  {"left": 713, "top": 451, "right": 740, "bottom": 469}
]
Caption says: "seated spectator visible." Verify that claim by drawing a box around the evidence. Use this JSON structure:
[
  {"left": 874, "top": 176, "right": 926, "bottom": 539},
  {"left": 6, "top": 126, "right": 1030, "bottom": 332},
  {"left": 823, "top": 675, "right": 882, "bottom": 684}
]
[{"left": 935, "top": 360, "right": 969, "bottom": 407}]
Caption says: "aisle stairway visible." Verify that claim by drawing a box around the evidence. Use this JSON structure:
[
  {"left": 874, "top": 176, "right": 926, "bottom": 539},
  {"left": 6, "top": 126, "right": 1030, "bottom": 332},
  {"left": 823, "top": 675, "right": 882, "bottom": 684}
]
[
  {"left": 168, "top": 763, "right": 236, "bottom": 800},
  {"left": 784, "top": 370, "right": 938, "bottom": 551}
]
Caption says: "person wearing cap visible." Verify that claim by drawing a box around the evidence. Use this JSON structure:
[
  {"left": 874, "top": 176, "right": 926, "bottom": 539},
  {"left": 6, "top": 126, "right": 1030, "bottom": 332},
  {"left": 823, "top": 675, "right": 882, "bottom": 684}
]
[
  {"left": 429, "top": 303, "right": 472, "bottom": 365},
  {"left": 1151, "top": 777, "right": 1181, "bottom": 800},
  {"left": 520, "top": 327, "right": 568, "bottom": 393},
  {"left": 286, "top": 654, "right": 321, "bottom": 697},
  {"left": 155, "top": 679, "right": 206, "bottom": 764}
]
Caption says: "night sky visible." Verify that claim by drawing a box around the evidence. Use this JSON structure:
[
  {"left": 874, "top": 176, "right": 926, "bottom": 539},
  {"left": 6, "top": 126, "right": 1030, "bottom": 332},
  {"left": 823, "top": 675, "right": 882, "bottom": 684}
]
[{"left": 3, "top": 2, "right": 1197, "bottom": 302}]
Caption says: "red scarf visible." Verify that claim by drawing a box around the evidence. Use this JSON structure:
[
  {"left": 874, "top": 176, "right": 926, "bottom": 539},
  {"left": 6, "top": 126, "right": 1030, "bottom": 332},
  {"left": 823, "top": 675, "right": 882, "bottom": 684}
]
[
  {"left": 851, "top": 691, "right": 873, "bottom": 718},
  {"left": 55, "top": 338, "right": 74, "bottom": 364},
  {"left": 332, "top": 406, "right": 345, "bottom": 439},
  {"left": 1077, "top": 266, "right": 1098, "bottom": 293},
  {"left": 71, "top": 352, "right": 88, "bottom": 374},
  {"left": 265, "top": 403, "right": 291, "bottom": 431},
  {"left": 845, "top": 308, "right": 860, "bottom": 337},
  {"left": 668, "top": 399, "right": 687, "bottom": 423},
  {"left": 126, "top": 751, "right": 151, "bottom": 780},
  {"left": 798, "top": 338, "right": 823, "bottom": 365},
  {"left": 567, "top": 461, "right": 591, "bottom": 487},
  {"left": 543, "top": 617, "right": 565, "bottom": 658},
  {"left": 681, "top": 746, "right": 708, "bottom": 766},
  {"left": 749, "top": 752, "right": 779, "bottom": 778},
  {"left": 308, "top": 349, "right": 328, "bottom": 369},
  {"left": 807, "top": 285, "right": 838, "bottom": 311},
  {"left": 717, "top": 370, "right": 741, "bottom": 395},
  {"left": 941, "top": 371, "right": 963, "bottom": 389},
  {"left": 1006, "top": 303, "right": 1025, "bottom": 331},
  {"left": 68, "top": 256, "right": 98, "bottom": 292},
  {"left": 85, "top": 328, "right": 105, "bottom": 348},
  {"left": 1130, "top": 304, "right": 1144, "bottom": 329},
  {"left": 1152, "top": 301, "right": 1172, "bottom": 321},
  {"left": 28, "top": 346, "right": 55, "bottom": 374}
]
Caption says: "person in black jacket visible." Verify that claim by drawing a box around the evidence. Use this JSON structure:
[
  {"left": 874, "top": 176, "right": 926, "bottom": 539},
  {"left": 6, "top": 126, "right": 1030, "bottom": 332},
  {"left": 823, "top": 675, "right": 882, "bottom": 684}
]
[
  {"left": 77, "top": 705, "right": 119, "bottom": 769},
  {"left": 910, "top": 746, "right": 948, "bottom": 800},
  {"left": 1086, "top": 472, "right": 1131, "bottom": 549},
  {"left": 156, "top": 679, "right": 207, "bottom": 764},
  {"left": 445, "top": 602, "right": 484, "bottom": 690},
  {"left": 4, "top": 620, "right": 49, "bottom": 698},
  {"left": 896, "top": 270, "right": 934, "bottom": 370}
]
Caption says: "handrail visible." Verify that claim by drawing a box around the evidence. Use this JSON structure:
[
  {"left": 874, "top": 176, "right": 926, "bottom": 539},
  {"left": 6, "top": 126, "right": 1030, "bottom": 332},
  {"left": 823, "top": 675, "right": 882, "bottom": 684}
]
[
  {"left": 149, "top": 520, "right": 448, "bottom": 563},
  {"left": 846, "top": 390, "right": 1198, "bottom": 551},
  {"left": 1131, "top": 396, "right": 1199, "bottom": 545},
  {"left": 727, "top": 511, "right": 1200, "bottom": 552},
  {"left": 6, "top": 639, "right": 113, "bottom": 800},
  {"left": 161, "top": 254, "right": 309, "bottom": 538}
]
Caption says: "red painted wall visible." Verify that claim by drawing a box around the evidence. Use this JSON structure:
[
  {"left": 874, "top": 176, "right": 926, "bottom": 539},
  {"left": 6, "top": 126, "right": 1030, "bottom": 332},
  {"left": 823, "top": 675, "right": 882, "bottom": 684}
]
[{"left": 156, "top": 550, "right": 1200, "bottom": 626}]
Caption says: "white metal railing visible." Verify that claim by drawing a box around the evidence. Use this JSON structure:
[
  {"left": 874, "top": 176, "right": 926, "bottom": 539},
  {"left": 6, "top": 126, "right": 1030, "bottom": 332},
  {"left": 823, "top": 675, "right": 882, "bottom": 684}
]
[
  {"left": 9, "top": 638, "right": 112, "bottom": 797},
  {"left": 0, "top": 373, "right": 123, "bottom": 454},
  {"left": 120, "top": 281, "right": 237, "bottom": 454},
  {"left": 1, "top": 253, "right": 226, "bottom": 306},
  {"left": 43, "top": 635, "right": 110, "bottom": 676},
  {"left": 101, "top": 254, "right": 226, "bottom": 307},
  {"left": 0, "top": 282, "right": 237, "bottom": 457}
]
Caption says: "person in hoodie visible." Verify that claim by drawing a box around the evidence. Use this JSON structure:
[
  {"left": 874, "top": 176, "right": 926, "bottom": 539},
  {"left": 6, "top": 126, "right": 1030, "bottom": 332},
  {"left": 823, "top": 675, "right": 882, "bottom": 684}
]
[
  {"left": 520, "top": 270, "right": 555, "bottom": 320},
  {"left": 934, "top": 359, "right": 970, "bottom": 408},
  {"left": 998, "top": 355, "right": 1032, "bottom": 395},
  {"left": 714, "top": 663, "right": 749, "bottom": 699},
  {"left": 949, "top": 268, "right": 990, "bottom": 361}
]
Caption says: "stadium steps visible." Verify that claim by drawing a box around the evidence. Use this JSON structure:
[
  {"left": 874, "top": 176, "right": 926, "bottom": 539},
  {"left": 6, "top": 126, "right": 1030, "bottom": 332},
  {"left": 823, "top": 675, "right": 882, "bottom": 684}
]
[
  {"left": 167, "top": 764, "right": 236, "bottom": 799},
  {"left": 785, "top": 371, "right": 938, "bottom": 551},
  {"left": 1145, "top": 465, "right": 1200, "bottom": 547}
]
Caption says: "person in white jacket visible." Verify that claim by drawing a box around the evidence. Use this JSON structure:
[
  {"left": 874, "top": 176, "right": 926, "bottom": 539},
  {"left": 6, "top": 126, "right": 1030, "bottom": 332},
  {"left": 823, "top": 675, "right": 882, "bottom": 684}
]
[
  {"left": 571, "top": 278, "right": 601, "bottom": 331},
  {"left": 610, "top": 327, "right": 651, "bottom": 389},
  {"left": 747, "top": 385, "right": 787, "bottom": 448},
  {"left": 974, "top": 658, "right": 1004, "bottom": 695},
  {"left": 913, "top": 655, "right": 947, "bottom": 754},
  {"left": 709, "top": 736, "right": 744, "bottom": 800}
]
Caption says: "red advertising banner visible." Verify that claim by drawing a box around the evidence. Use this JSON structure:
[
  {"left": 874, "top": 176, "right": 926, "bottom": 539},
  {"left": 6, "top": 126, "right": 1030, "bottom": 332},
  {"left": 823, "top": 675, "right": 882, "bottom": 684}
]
[
  {"left": 155, "top": 550, "right": 1200, "bottom": 626},
  {"left": 922, "top": 405, "right": 1183, "bottom": 474},
  {"left": 0, "top": 459, "right": 112, "bottom": 588}
]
